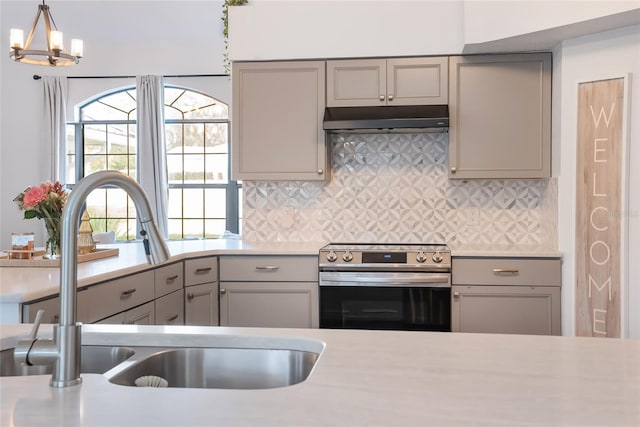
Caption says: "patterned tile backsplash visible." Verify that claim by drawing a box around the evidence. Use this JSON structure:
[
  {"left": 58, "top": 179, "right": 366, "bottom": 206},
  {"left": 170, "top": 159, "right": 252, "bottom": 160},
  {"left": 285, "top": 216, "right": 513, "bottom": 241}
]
[{"left": 242, "top": 132, "right": 557, "bottom": 245}]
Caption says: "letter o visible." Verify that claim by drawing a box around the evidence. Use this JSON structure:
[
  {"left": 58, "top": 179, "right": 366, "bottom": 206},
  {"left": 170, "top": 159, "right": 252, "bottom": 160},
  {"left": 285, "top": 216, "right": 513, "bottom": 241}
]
[
  {"left": 590, "top": 206, "right": 609, "bottom": 231},
  {"left": 590, "top": 241, "right": 610, "bottom": 266}
]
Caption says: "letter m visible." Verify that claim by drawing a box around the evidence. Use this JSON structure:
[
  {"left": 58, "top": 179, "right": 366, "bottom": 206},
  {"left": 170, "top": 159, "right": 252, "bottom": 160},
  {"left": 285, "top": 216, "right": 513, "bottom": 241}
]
[{"left": 588, "top": 275, "right": 612, "bottom": 301}]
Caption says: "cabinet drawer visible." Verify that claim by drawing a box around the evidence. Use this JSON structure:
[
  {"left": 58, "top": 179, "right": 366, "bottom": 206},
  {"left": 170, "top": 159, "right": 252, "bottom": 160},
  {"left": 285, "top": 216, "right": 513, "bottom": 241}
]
[
  {"left": 155, "top": 262, "right": 183, "bottom": 297},
  {"left": 219, "top": 256, "right": 318, "bottom": 282},
  {"left": 452, "top": 258, "right": 561, "bottom": 286},
  {"left": 155, "top": 289, "right": 184, "bottom": 325},
  {"left": 84, "top": 270, "right": 155, "bottom": 323},
  {"left": 184, "top": 257, "right": 218, "bottom": 286}
]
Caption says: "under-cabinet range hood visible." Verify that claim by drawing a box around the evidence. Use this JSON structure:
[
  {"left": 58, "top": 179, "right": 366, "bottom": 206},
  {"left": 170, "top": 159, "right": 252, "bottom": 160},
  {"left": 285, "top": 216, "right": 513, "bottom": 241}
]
[{"left": 323, "top": 105, "right": 449, "bottom": 134}]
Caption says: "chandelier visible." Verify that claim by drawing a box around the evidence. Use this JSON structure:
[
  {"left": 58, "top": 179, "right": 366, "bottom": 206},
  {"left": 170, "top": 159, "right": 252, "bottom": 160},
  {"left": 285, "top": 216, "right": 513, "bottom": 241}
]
[{"left": 9, "top": 1, "right": 83, "bottom": 66}]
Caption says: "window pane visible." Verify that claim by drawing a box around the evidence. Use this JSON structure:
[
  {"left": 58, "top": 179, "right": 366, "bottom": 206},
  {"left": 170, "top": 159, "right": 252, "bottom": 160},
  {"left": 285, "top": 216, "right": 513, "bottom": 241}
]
[
  {"left": 86, "top": 188, "right": 107, "bottom": 217},
  {"left": 183, "top": 219, "right": 204, "bottom": 239},
  {"left": 183, "top": 189, "right": 203, "bottom": 218},
  {"left": 85, "top": 155, "right": 107, "bottom": 176},
  {"left": 205, "top": 153, "right": 227, "bottom": 183},
  {"left": 165, "top": 124, "right": 184, "bottom": 152},
  {"left": 183, "top": 123, "right": 204, "bottom": 147},
  {"left": 184, "top": 154, "right": 205, "bottom": 184},
  {"left": 167, "top": 154, "right": 184, "bottom": 184},
  {"left": 81, "top": 90, "right": 136, "bottom": 120},
  {"left": 205, "top": 123, "right": 228, "bottom": 154},
  {"left": 84, "top": 125, "right": 107, "bottom": 154},
  {"left": 205, "top": 219, "right": 226, "bottom": 237},
  {"left": 167, "top": 188, "right": 184, "bottom": 218},
  {"left": 167, "top": 219, "right": 183, "bottom": 240},
  {"left": 204, "top": 189, "right": 226, "bottom": 218}
]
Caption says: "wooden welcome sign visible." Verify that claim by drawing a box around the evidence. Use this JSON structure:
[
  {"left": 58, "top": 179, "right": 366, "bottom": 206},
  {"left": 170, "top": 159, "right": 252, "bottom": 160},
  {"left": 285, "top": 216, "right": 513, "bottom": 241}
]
[{"left": 575, "top": 78, "right": 625, "bottom": 337}]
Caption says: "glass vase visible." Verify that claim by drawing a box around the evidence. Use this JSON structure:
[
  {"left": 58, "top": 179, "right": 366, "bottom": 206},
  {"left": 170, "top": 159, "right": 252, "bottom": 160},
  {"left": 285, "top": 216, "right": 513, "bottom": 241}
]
[{"left": 43, "top": 216, "right": 62, "bottom": 260}]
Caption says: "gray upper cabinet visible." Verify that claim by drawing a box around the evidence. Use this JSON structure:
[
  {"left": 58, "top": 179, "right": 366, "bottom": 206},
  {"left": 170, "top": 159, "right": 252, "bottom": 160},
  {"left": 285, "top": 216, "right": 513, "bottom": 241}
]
[
  {"left": 327, "top": 57, "right": 448, "bottom": 107},
  {"left": 231, "top": 61, "right": 328, "bottom": 181},
  {"left": 448, "top": 53, "right": 552, "bottom": 179}
]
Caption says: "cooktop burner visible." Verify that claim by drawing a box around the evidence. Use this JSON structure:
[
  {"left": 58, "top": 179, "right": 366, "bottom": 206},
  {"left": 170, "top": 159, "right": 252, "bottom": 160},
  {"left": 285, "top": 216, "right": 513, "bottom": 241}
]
[{"left": 321, "top": 243, "right": 449, "bottom": 252}]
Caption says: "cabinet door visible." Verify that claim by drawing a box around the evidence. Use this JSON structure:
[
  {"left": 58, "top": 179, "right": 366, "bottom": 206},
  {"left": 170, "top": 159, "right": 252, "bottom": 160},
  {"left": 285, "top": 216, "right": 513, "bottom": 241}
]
[
  {"left": 155, "top": 289, "right": 184, "bottom": 325},
  {"left": 327, "top": 59, "right": 386, "bottom": 107},
  {"left": 451, "top": 285, "right": 560, "bottom": 335},
  {"left": 232, "top": 61, "right": 328, "bottom": 180},
  {"left": 387, "top": 57, "right": 448, "bottom": 105},
  {"left": 448, "top": 53, "right": 551, "bottom": 179},
  {"left": 184, "top": 282, "right": 219, "bottom": 326},
  {"left": 219, "top": 282, "right": 318, "bottom": 328}
]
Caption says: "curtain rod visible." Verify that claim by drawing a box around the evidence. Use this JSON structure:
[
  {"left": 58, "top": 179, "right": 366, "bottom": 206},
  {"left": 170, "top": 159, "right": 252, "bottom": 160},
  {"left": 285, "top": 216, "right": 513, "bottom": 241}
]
[{"left": 33, "top": 73, "right": 228, "bottom": 80}]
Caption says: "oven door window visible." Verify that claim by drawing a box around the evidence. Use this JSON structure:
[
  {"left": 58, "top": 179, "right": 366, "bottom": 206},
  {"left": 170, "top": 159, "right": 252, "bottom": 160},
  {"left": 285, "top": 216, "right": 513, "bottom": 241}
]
[{"left": 320, "top": 286, "right": 451, "bottom": 331}]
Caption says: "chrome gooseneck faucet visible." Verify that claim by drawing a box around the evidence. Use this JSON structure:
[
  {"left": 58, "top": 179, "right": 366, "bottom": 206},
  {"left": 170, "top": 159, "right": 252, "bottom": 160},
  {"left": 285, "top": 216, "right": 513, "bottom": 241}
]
[{"left": 15, "top": 171, "right": 170, "bottom": 388}]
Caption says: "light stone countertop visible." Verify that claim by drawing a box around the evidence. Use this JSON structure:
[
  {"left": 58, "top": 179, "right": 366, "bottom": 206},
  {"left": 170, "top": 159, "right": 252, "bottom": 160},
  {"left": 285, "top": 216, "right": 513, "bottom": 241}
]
[{"left": 0, "top": 324, "right": 638, "bottom": 426}]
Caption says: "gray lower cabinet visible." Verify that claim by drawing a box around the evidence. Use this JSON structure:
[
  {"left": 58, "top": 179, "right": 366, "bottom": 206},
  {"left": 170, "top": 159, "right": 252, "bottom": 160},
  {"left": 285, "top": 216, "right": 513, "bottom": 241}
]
[
  {"left": 219, "top": 256, "right": 319, "bottom": 328},
  {"left": 448, "top": 53, "right": 552, "bottom": 179},
  {"left": 22, "top": 295, "right": 63, "bottom": 323},
  {"left": 184, "top": 257, "right": 219, "bottom": 326},
  {"left": 97, "top": 301, "right": 155, "bottom": 325},
  {"left": 451, "top": 257, "right": 561, "bottom": 335}
]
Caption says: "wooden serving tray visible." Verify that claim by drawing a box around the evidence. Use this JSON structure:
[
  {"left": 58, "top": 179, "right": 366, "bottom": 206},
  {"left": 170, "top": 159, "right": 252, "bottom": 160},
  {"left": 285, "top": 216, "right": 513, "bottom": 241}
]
[{"left": 0, "top": 248, "right": 119, "bottom": 267}]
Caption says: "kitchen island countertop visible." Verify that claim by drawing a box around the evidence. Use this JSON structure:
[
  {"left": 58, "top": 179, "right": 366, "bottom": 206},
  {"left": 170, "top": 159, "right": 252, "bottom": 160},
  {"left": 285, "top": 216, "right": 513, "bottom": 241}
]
[{"left": 0, "top": 324, "right": 637, "bottom": 426}]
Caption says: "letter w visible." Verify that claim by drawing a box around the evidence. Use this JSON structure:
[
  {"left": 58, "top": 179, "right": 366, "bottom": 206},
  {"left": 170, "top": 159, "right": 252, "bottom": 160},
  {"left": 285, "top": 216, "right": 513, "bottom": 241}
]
[{"left": 589, "top": 104, "right": 615, "bottom": 128}]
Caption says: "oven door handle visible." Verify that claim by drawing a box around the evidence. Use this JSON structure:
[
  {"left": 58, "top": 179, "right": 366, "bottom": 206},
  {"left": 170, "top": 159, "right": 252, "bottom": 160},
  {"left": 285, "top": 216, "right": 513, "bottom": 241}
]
[{"left": 319, "top": 272, "right": 451, "bottom": 287}]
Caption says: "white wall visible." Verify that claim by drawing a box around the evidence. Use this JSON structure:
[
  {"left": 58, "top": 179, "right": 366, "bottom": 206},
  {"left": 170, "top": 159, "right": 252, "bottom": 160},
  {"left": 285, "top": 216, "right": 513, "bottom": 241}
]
[
  {"left": 0, "top": 0, "right": 227, "bottom": 249},
  {"left": 554, "top": 25, "right": 640, "bottom": 338}
]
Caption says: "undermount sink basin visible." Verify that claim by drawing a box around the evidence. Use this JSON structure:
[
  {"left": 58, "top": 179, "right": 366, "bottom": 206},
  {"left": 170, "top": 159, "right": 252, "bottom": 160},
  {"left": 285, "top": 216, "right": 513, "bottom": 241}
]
[
  {"left": 0, "top": 345, "right": 135, "bottom": 377},
  {"left": 107, "top": 347, "right": 319, "bottom": 389}
]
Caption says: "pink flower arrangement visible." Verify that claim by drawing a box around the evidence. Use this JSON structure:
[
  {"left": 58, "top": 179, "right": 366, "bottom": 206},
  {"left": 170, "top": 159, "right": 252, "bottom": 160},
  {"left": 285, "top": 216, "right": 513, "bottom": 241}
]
[{"left": 14, "top": 181, "right": 68, "bottom": 220}]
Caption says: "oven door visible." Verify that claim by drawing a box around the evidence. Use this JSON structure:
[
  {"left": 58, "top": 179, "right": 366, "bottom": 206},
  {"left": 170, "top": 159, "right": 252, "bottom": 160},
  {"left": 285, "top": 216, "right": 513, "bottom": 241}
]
[{"left": 319, "top": 271, "right": 451, "bottom": 331}]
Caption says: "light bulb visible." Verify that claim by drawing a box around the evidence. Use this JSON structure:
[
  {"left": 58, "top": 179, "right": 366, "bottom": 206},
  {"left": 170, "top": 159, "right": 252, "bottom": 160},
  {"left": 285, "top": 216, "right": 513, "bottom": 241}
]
[
  {"left": 71, "top": 39, "right": 83, "bottom": 57},
  {"left": 10, "top": 29, "right": 24, "bottom": 49},
  {"left": 50, "top": 30, "right": 64, "bottom": 50}
]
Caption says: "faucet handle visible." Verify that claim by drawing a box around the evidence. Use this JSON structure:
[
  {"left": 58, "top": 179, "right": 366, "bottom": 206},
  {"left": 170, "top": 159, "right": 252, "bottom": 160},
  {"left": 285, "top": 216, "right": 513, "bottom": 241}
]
[{"left": 28, "top": 309, "right": 45, "bottom": 339}]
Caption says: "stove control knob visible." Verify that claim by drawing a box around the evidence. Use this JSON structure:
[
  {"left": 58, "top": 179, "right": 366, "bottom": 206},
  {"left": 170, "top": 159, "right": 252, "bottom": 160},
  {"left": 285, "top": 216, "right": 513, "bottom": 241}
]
[
  {"left": 432, "top": 252, "right": 444, "bottom": 263},
  {"left": 326, "top": 251, "right": 337, "bottom": 262},
  {"left": 415, "top": 251, "right": 427, "bottom": 263},
  {"left": 342, "top": 251, "right": 353, "bottom": 262}
]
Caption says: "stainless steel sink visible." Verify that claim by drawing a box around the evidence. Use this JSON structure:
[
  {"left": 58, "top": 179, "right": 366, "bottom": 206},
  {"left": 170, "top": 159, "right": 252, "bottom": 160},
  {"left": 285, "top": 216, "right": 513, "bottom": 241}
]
[
  {"left": 107, "top": 347, "right": 319, "bottom": 389},
  {"left": 0, "top": 345, "right": 135, "bottom": 377}
]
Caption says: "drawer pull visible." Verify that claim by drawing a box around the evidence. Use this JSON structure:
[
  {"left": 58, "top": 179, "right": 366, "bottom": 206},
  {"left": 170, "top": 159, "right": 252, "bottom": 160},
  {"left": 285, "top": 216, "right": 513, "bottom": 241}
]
[
  {"left": 166, "top": 274, "right": 179, "bottom": 282},
  {"left": 195, "top": 267, "right": 212, "bottom": 274},
  {"left": 255, "top": 266, "right": 279, "bottom": 271},
  {"left": 186, "top": 291, "right": 211, "bottom": 301},
  {"left": 493, "top": 269, "right": 519, "bottom": 274},
  {"left": 453, "top": 291, "right": 460, "bottom": 298},
  {"left": 220, "top": 288, "right": 227, "bottom": 295},
  {"left": 121, "top": 288, "right": 137, "bottom": 297},
  {"left": 166, "top": 314, "right": 179, "bottom": 322}
]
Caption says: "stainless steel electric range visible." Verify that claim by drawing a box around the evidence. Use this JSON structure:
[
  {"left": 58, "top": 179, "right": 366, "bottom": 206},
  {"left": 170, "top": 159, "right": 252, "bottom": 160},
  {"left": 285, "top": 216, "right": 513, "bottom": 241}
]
[{"left": 318, "top": 243, "right": 451, "bottom": 331}]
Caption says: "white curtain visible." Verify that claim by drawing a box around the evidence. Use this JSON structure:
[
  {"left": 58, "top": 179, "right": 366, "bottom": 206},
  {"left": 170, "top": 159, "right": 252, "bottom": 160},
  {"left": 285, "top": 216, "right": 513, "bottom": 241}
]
[
  {"left": 42, "top": 76, "right": 68, "bottom": 181},
  {"left": 136, "top": 75, "right": 169, "bottom": 239}
]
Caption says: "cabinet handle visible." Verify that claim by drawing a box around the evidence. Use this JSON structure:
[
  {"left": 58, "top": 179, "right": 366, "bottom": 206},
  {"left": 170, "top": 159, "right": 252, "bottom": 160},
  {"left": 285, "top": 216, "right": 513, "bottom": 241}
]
[
  {"left": 450, "top": 167, "right": 457, "bottom": 173},
  {"left": 195, "top": 267, "right": 212, "bottom": 274},
  {"left": 220, "top": 288, "right": 227, "bottom": 295},
  {"left": 387, "top": 94, "right": 394, "bottom": 101},
  {"left": 166, "top": 274, "right": 179, "bottom": 282},
  {"left": 121, "top": 288, "right": 137, "bottom": 297},
  {"left": 186, "top": 291, "right": 211, "bottom": 301},
  {"left": 379, "top": 95, "right": 385, "bottom": 101},
  {"left": 52, "top": 314, "right": 60, "bottom": 323},
  {"left": 317, "top": 169, "right": 324, "bottom": 174},
  {"left": 255, "top": 266, "right": 279, "bottom": 271},
  {"left": 453, "top": 291, "right": 460, "bottom": 298},
  {"left": 166, "top": 314, "right": 179, "bottom": 322},
  {"left": 493, "top": 269, "right": 519, "bottom": 274}
]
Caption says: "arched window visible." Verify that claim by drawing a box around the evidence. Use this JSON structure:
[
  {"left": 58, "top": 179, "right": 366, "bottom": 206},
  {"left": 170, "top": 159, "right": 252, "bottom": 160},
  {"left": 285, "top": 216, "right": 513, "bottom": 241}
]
[{"left": 66, "top": 86, "right": 241, "bottom": 240}]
